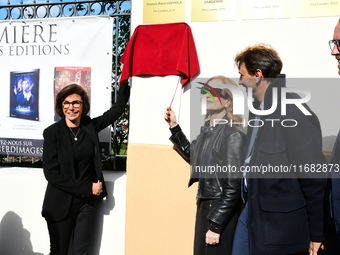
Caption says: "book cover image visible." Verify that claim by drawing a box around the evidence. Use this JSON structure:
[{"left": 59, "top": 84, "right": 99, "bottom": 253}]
[
  {"left": 54, "top": 67, "right": 91, "bottom": 121},
  {"left": 9, "top": 69, "right": 40, "bottom": 121}
]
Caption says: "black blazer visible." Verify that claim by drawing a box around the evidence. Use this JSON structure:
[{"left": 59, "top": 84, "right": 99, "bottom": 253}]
[
  {"left": 42, "top": 83, "right": 130, "bottom": 221},
  {"left": 329, "top": 132, "right": 340, "bottom": 252},
  {"left": 245, "top": 76, "right": 327, "bottom": 255}
]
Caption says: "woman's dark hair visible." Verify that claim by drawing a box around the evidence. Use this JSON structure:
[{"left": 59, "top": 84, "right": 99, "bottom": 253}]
[
  {"left": 55, "top": 83, "right": 90, "bottom": 117},
  {"left": 235, "top": 44, "right": 282, "bottom": 79}
]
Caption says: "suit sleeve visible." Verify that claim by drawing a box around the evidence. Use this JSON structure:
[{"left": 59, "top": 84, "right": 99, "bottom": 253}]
[
  {"left": 286, "top": 107, "right": 327, "bottom": 242},
  {"left": 92, "top": 82, "right": 130, "bottom": 132},
  {"left": 42, "top": 126, "right": 92, "bottom": 197}
]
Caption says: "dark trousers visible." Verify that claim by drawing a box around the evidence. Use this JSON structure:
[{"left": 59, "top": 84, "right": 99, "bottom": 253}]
[
  {"left": 194, "top": 199, "right": 240, "bottom": 255},
  {"left": 231, "top": 202, "right": 249, "bottom": 255},
  {"left": 46, "top": 196, "right": 98, "bottom": 255}
]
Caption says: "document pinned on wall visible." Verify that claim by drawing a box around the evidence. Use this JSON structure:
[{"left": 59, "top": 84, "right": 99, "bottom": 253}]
[
  {"left": 297, "top": 0, "right": 340, "bottom": 18},
  {"left": 191, "top": 0, "right": 236, "bottom": 22},
  {"left": 143, "top": 0, "right": 186, "bottom": 24},
  {"left": 241, "top": 0, "right": 291, "bottom": 20}
]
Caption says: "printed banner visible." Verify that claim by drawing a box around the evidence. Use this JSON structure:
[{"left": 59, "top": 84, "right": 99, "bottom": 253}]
[
  {"left": 10, "top": 69, "right": 40, "bottom": 121},
  {"left": 0, "top": 16, "right": 113, "bottom": 156}
]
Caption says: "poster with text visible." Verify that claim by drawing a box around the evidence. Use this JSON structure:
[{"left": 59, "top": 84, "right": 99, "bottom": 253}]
[
  {"left": 0, "top": 16, "right": 113, "bottom": 157},
  {"left": 143, "top": 0, "right": 186, "bottom": 24},
  {"left": 191, "top": 0, "right": 236, "bottom": 22},
  {"left": 9, "top": 69, "right": 40, "bottom": 121}
]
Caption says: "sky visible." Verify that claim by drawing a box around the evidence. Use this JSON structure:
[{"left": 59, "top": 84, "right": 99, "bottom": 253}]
[
  {"left": 0, "top": 0, "right": 131, "bottom": 7},
  {"left": 1, "top": 0, "right": 77, "bottom": 4},
  {"left": 0, "top": 0, "right": 55, "bottom": 4},
  {"left": 0, "top": 0, "right": 131, "bottom": 19}
]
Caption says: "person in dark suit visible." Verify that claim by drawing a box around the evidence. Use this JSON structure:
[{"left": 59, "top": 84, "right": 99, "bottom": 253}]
[
  {"left": 41, "top": 82, "right": 130, "bottom": 255},
  {"left": 329, "top": 18, "right": 340, "bottom": 254},
  {"left": 231, "top": 44, "right": 327, "bottom": 255}
]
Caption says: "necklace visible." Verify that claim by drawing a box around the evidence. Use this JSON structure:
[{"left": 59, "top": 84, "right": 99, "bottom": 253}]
[{"left": 69, "top": 127, "right": 80, "bottom": 141}]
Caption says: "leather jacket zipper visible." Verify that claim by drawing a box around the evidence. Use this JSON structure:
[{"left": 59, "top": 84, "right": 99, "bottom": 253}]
[{"left": 214, "top": 171, "right": 222, "bottom": 192}]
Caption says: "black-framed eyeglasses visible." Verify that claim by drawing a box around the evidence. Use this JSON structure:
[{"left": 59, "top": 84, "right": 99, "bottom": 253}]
[
  {"left": 62, "top": 100, "right": 83, "bottom": 109},
  {"left": 329, "top": 39, "right": 340, "bottom": 52}
]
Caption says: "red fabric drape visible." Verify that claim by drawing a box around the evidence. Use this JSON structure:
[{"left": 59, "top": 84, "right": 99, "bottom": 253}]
[{"left": 119, "top": 22, "right": 200, "bottom": 87}]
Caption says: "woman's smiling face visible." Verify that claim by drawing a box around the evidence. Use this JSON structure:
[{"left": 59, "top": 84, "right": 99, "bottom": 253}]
[{"left": 62, "top": 93, "right": 83, "bottom": 127}]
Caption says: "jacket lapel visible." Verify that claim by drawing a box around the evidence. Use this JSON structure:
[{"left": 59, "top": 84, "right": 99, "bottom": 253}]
[
  {"left": 57, "top": 117, "right": 75, "bottom": 177},
  {"left": 82, "top": 116, "right": 102, "bottom": 180}
]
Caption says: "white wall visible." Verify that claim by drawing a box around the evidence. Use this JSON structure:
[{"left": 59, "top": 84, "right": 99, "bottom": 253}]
[{"left": 0, "top": 167, "right": 126, "bottom": 255}]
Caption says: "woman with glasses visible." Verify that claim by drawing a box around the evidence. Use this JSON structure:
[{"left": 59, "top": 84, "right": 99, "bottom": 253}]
[
  {"left": 41, "top": 82, "right": 130, "bottom": 255},
  {"left": 164, "top": 76, "right": 246, "bottom": 255}
]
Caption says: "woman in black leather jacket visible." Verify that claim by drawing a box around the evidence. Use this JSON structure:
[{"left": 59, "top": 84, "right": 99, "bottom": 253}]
[{"left": 165, "top": 76, "right": 246, "bottom": 255}]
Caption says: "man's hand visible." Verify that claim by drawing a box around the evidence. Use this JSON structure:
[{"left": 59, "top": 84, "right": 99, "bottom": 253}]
[{"left": 309, "top": 241, "right": 321, "bottom": 255}]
